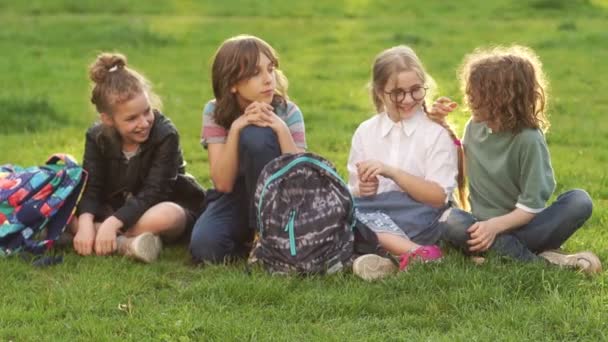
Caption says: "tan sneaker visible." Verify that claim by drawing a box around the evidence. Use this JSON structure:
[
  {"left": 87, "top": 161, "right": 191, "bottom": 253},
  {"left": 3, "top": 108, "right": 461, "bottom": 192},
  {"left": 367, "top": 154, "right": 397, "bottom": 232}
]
[
  {"left": 118, "top": 233, "right": 162, "bottom": 263},
  {"left": 538, "top": 250, "right": 602, "bottom": 274},
  {"left": 352, "top": 254, "right": 397, "bottom": 281}
]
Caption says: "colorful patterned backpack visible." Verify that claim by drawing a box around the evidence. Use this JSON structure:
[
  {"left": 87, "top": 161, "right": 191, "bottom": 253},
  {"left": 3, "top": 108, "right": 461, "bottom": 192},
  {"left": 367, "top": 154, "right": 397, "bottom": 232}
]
[
  {"left": 252, "top": 153, "right": 355, "bottom": 275},
  {"left": 0, "top": 154, "right": 86, "bottom": 257}
]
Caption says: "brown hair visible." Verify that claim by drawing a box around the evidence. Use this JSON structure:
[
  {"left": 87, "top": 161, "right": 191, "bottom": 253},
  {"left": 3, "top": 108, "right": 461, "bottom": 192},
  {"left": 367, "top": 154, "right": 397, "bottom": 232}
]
[
  {"left": 211, "top": 35, "right": 288, "bottom": 129},
  {"left": 459, "top": 45, "right": 549, "bottom": 134},
  {"left": 89, "top": 52, "right": 161, "bottom": 115},
  {"left": 370, "top": 45, "right": 467, "bottom": 209}
]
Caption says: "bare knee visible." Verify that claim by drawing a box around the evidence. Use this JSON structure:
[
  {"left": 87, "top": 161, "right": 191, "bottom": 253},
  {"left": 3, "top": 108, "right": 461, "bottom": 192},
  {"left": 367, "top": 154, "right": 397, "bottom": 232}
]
[{"left": 127, "top": 202, "right": 187, "bottom": 238}]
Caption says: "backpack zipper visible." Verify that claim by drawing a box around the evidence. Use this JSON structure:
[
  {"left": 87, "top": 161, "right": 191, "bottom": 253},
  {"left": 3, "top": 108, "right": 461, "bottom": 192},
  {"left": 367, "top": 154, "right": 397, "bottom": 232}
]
[{"left": 284, "top": 209, "right": 297, "bottom": 256}]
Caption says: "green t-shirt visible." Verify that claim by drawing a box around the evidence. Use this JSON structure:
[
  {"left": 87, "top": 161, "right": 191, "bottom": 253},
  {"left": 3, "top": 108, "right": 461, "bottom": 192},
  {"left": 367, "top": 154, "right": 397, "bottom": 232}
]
[{"left": 463, "top": 119, "right": 556, "bottom": 221}]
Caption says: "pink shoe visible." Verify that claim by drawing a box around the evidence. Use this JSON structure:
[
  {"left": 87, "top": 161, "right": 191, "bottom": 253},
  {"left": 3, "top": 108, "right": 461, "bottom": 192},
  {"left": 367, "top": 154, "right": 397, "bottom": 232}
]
[{"left": 399, "top": 245, "right": 443, "bottom": 270}]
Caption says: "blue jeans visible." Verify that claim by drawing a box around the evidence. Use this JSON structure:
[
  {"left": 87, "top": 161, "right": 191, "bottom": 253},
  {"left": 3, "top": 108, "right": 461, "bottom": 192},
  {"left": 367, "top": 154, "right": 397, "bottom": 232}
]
[
  {"left": 355, "top": 191, "right": 446, "bottom": 245},
  {"left": 438, "top": 189, "right": 593, "bottom": 261},
  {"left": 190, "top": 126, "right": 281, "bottom": 263}
]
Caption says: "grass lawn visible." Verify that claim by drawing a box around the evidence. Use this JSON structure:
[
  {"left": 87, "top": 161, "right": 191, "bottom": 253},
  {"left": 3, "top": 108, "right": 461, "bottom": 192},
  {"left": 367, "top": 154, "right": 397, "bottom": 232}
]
[{"left": 1, "top": 0, "right": 607, "bottom": 340}]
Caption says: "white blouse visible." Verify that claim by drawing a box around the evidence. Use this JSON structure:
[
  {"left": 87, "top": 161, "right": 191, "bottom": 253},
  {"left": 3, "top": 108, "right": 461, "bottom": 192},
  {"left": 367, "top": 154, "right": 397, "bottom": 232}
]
[{"left": 347, "top": 109, "right": 458, "bottom": 199}]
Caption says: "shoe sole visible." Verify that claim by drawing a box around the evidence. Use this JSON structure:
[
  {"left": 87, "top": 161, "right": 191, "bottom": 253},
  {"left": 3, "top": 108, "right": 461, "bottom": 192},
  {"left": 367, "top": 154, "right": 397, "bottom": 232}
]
[
  {"left": 539, "top": 250, "right": 602, "bottom": 274},
  {"left": 353, "top": 254, "right": 397, "bottom": 281},
  {"left": 130, "top": 233, "right": 162, "bottom": 264},
  {"left": 571, "top": 251, "right": 602, "bottom": 274}
]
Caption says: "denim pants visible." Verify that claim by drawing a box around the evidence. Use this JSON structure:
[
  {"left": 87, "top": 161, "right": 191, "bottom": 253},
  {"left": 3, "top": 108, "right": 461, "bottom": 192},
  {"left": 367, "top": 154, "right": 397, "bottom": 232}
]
[
  {"left": 190, "top": 126, "right": 281, "bottom": 263},
  {"left": 438, "top": 189, "right": 593, "bottom": 261},
  {"left": 355, "top": 191, "right": 447, "bottom": 246}
]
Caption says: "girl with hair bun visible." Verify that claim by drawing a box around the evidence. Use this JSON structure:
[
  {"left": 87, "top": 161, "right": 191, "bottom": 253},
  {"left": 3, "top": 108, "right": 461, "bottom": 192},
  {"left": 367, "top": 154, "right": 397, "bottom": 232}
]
[{"left": 72, "top": 52, "right": 205, "bottom": 263}]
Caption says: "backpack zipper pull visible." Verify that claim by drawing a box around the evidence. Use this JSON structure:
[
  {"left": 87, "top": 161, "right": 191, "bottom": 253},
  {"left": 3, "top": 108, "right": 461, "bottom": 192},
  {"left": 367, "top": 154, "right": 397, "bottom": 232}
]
[{"left": 284, "top": 210, "right": 297, "bottom": 256}]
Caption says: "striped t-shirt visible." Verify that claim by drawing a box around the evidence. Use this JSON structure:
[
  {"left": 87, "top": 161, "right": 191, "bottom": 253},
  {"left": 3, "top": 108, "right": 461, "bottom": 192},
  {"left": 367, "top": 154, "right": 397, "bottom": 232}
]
[{"left": 200, "top": 99, "right": 307, "bottom": 149}]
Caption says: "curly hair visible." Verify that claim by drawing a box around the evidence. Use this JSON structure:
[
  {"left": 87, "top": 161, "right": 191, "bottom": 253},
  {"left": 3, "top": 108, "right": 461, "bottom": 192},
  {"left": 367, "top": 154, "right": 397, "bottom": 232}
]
[
  {"left": 459, "top": 45, "right": 550, "bottom": 133},
  {"left": 211, "top": 35, "right": 288, "bottom": 129}
]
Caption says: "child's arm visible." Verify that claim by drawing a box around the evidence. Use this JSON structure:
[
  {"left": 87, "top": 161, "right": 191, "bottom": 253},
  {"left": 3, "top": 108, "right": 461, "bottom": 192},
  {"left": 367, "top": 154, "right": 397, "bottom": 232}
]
[
  {"left": 347, "top": 127, "right": 364, "bottom": 196},
  {"left": 207, "top": 125, "right": 243, "bottom": 193},
  {"left": 379, "top": 165, "right": 446, "bottom": 207},
  {"left": 357, "top": 160, "right": 445, "bottom": 205},
  {"left": 270, "top": 120, "right": 300, "bottom": 154},
  {"left": 467, "top": 208, "right": 536, "bottom": 252},
  {"left": 74, "top": 213, "right": 96, "bottom": 255},
  {"left": 77, "top": 130, "right": 106, "bottom": 221},
  {"left": 207, "top": 102, "right": 286, "bottom": 192},
  {"left": 427, "top": 97, "right": 458, "bottom": 122},
  {"left": 94, "top": 215, "right": 122, "bottom": 255},
  {"left": 357, "top": 127, "right": 457, "bottom": 207},
  {"left": 265, "top": 102, "right": 306, "bottom": 154},
  {"left": 112, "top": 133, "right": 182, "bottom": 231}
]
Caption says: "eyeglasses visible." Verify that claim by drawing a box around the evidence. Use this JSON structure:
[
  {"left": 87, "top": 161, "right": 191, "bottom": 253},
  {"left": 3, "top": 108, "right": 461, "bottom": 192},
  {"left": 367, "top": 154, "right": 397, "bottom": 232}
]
[{"left": 384, "top": 86, "right": 428, "bottom": 103}]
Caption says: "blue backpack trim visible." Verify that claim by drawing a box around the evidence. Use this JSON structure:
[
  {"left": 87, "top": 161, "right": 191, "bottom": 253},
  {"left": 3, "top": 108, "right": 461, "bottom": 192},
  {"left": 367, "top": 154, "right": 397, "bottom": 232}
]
[{"left": 284, "top": 209, "right": 297, "bottom": 256}]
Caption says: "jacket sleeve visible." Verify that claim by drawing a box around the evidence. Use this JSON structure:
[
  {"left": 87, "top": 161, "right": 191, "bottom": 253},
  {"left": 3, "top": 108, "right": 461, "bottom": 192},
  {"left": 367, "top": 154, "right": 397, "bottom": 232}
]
[
  {"left": 113, "top": 133, "right": 181, "bottom": 229},
  {"left": 76, "top": 130, "right": 106, "bottom": 218}
]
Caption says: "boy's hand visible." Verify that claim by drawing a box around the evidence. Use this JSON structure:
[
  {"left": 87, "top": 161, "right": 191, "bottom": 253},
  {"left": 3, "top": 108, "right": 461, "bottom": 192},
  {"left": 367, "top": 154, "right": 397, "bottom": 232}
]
[
  {"left": 467, "top": 220, "right": 499, "bottom": 252},
  {"left": 428, "top": 97, "right": 458, "bottom": 122}
]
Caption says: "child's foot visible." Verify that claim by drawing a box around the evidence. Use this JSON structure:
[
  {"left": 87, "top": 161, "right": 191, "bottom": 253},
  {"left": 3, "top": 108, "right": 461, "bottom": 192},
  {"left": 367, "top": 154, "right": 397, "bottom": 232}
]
[
  {"left": 117, "top": 233, "right": 162, "bottom": 263},
  {"left": 56, "top": 231, "right": 75, "bottom": 249},
  {"left": 538, "top": 250, "right": 602, "bottom": 274},
  {"left": 352, "top": 254, "right": 398, "bottom": 281},
  {"left": 399, "top": 245, "right": 443, "bottom": 270},
  {"left": 353, "top": 245, "right": 443, "bottom": 281},
  {"left": 40, "top": 230, "right": 74, "bottom": 249}
]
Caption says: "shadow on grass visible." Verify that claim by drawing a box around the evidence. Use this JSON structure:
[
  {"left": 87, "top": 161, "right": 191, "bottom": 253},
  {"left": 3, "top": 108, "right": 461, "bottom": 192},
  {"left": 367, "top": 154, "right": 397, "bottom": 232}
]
[{"left": 0, "top": 97, "right": 69, "bottom": 134}]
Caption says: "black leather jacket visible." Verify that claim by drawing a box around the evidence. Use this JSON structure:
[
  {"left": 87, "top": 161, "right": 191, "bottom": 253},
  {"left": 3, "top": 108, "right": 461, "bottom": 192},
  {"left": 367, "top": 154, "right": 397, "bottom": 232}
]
[{"left": 76, "top": 111, "right": 205, "bottom": 230}]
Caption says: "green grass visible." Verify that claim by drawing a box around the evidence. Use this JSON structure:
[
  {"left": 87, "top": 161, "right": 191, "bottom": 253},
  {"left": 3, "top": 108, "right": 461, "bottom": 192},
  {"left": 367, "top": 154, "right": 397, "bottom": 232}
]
[{"left": 1, "top": 0, "right": 607, "bottom": 340}]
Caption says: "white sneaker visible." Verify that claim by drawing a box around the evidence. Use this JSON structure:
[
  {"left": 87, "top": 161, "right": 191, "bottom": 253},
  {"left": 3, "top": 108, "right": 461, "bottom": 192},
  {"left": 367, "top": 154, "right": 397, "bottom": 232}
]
[
  {"left": 352, "top": 254, "right": 397, "bottom": 281},
  {"left": 128, "top": 233, "right": 162, "bottom": 263},
  {"left": 538, "top": 250, "right": 602, "bottom": 274}
]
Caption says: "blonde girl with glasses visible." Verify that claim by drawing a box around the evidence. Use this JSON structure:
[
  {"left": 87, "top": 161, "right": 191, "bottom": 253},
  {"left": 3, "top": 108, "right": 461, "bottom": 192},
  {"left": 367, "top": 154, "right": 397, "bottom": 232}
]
[{"left": 349, "top": 45, "right": 465, "bottom": 280}]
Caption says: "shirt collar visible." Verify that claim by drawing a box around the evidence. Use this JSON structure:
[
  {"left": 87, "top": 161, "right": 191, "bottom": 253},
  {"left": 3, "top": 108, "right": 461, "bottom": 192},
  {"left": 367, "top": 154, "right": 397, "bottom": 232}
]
[{"left": 379, "top": 108, "right": 424, "bottom": 138}]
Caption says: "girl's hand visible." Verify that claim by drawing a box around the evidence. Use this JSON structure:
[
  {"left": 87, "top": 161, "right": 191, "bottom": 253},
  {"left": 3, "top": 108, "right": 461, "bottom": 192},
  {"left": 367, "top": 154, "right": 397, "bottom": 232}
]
[
  {"left": 358, "top": 177, "right": 379, "bottom": 197},
  {"left": 259, "top": 105, "right": 288, "bottom": 133},
  {"left": 94, "top": 216, "right": 122, "bottom": 256},
  {"left": 232, "top": 102, "right": 274, "bottom": 131},
  {"left": 428, "top": 97, "right": 458, "bottom": 121},
  {"left": 356, "top": 160, "right": 391, "bottom": 181},
  {"left": 73, "top": 218, "right": 96, "bottom": 256},
  {"left": 244, "top": 101, "right": 274, "bottom": 118},
  {"left": 467, "top": 220, "right": 499, "bottom": 252}
]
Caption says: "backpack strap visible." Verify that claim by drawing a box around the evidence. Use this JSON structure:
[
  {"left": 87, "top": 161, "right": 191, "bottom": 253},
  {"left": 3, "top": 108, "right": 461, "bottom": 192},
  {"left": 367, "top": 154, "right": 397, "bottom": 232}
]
[{"left": 46, "top": 153, "right": 79, "bottom": 169}]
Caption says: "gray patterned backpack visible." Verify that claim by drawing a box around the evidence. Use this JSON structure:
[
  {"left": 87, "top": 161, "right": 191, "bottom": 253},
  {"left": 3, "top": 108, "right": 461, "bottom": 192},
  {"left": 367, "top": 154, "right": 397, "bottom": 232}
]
[{"left": 252, "top": 152, "right": 355, "bottom": 275}]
